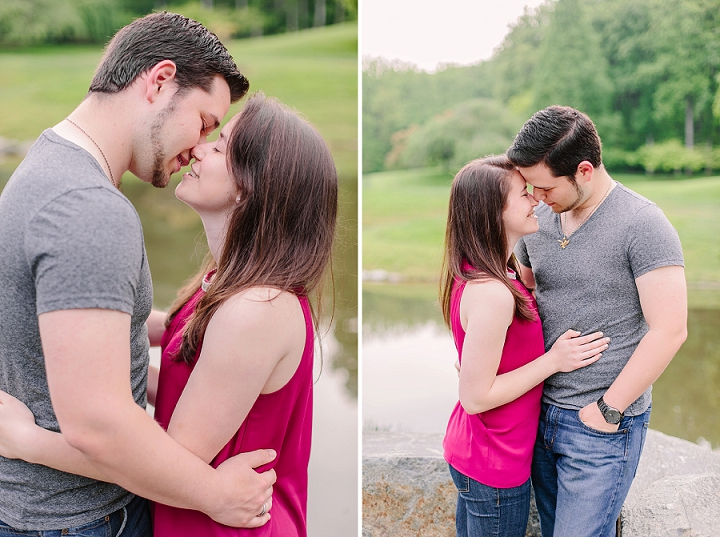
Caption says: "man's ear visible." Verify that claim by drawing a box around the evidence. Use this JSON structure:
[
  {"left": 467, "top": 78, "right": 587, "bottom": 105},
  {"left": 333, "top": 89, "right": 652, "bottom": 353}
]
[
  {"left": 575, "top": 161, "right": 594, "bottom": 183},
  {"left": 143, "top": 60, "right": 178, "bottom": 103}
]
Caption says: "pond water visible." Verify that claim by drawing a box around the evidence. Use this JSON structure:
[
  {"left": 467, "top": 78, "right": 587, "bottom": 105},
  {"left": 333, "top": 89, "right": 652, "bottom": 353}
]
[{"left": 363, "top": 284, "right": 720, "bottom": 450}]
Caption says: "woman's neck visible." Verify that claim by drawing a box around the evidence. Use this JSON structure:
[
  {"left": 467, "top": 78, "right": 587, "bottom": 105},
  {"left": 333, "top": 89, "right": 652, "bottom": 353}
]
[
  {"left": 199, "top": 212, "right": 230, "bottom": 264},
  {"left": 506, "top": 237, "right": 519, "bottom": 264}
]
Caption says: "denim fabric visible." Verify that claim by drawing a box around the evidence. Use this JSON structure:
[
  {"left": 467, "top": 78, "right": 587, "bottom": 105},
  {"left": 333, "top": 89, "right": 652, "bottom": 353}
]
[
  {"left": 531, "top": 402, "right": 651, "bottom": 537},
  {"left": 449, "top": 464, "right": 530, "bottom": 537},
  {"left": 0, "top": 496, "right": 151, "bottom": 537}
]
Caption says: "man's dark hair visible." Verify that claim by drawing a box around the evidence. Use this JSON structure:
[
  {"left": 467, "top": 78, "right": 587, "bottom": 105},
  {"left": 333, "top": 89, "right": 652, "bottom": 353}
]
[
  {"left": 507, "top": 105, "right": 602, "bottom": 180},
  {"left": 89, "top": 12, "right": 248, "bottom": 102}
]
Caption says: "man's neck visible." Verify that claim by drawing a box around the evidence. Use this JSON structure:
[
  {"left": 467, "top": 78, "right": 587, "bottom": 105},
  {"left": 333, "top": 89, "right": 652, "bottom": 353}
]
[
  {"left": 571, "top": 169, "right": 615, "bottom": 218},
  {"left": 52, "top": 93, "right": 134, "bottom": 185}
]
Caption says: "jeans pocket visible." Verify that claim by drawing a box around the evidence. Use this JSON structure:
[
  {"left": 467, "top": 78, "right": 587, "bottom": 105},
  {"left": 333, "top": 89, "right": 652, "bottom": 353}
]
[
  {"left": 115, "top": 507, "right": 127, "bottom": 537},
  {"left": 449, "top": 465, "right": 471, "bottom": 493},
  {"left": 576, "top": 411, "right": 628, "bottom": 435}
]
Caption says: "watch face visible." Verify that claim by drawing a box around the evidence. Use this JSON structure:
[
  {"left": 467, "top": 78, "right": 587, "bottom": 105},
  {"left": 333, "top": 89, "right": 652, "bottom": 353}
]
[{"left": 606, "top": 409, "right": 622, "bottom": 424}]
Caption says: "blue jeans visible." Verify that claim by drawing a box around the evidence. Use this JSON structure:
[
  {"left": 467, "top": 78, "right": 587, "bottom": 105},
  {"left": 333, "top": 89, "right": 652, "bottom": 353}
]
[
  {"left": 531, "top": 402, "right": 651, "bottom": 537},
  {"left": 449, "top": 464, "right": 530, "bottom": 537},
  {"left": 0, "top": 495, "right": 151, "bottom": 537}
]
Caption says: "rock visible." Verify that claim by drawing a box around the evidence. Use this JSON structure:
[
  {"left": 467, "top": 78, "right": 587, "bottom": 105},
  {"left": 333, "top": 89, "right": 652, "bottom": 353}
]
[{"left": 363, "top": 430, "right": 720, "bottom": 537}]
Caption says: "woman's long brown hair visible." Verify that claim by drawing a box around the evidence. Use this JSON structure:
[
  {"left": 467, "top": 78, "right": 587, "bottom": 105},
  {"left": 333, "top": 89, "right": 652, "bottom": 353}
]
[
  {"left": 167, "top": 92, "right": 338, "bottom": 363},
  {"left": 440, "top": 155, "right": 535, "bottom": 328}
]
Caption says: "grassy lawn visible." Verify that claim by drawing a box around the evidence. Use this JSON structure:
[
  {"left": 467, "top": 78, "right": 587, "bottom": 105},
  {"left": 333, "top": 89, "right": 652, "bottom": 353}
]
[
  {"left": 363, "top": 167, "right": 720, "bottom": 309},
  {"left": 363, "top": 167, "right": 452, "bottom": 281},
  {"left": 0, "top": 22, "right": 358, "bottom": 179}
]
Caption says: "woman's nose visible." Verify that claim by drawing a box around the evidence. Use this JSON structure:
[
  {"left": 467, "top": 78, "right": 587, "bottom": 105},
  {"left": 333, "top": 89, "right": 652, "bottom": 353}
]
[{"left": 190, "top": 143, "right": 208, "bottom": 161}]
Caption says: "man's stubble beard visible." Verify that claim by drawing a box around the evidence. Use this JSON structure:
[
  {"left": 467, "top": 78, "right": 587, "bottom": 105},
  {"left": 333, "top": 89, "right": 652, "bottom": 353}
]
[
  {"left": 557, "top": 178, "right": 585, "bottom": 214},
  {"left": 148, "top": 97, "right": 180, "bottom": 189}
]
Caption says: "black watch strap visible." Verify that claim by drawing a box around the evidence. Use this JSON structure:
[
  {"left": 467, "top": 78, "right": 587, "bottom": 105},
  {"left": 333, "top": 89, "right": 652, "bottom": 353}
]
[{"left": 597, "top": 396, "right": 624, "bottom": 425}]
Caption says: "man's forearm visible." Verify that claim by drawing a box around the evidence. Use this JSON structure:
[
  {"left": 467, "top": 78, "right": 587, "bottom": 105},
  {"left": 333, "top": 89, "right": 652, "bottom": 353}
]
[
  {"left": 39, "top": 308, "right": 273, "bottom": 527},
  {"left": 603, "top": 326, "right": 687, "bottom": 412},
  {"left": 60, "top": 401, "right": 223, "bottom": 512},
  {"left": 24, "top": 429, "right": 110, "bottom": 481}
]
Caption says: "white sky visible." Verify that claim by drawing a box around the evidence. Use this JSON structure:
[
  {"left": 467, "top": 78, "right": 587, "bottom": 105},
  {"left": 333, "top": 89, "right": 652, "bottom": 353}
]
[{"left": 362, "top": 0, "right": 548, "bottom": 71}]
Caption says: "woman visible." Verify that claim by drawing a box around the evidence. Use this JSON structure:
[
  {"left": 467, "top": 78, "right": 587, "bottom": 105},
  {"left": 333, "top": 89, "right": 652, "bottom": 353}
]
[
  {"left": 0, "top": 92, "right": 337, "bottom": 537},
  {"left": 441, "top": 155, "right": 608, "bottom": 537}
]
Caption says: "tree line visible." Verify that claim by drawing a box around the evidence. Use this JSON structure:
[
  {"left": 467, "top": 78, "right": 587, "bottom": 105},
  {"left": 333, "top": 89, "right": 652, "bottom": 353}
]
[
  {"left": 363, "top": 0, "right": 720, "bottom": 175},
  {"left": 0, "top": 0, "right": 356, "bottom": 46}
]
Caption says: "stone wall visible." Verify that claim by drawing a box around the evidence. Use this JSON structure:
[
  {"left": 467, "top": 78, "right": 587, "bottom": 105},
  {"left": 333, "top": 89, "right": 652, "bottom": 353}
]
[{"left": 362, "top": 430, "right": 720, "bottom": 537}]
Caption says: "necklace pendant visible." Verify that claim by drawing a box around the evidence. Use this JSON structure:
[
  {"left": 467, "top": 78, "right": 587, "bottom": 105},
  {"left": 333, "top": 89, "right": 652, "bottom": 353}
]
[{"left": 558, "top": 236, "right": 570, "bottom": 249}]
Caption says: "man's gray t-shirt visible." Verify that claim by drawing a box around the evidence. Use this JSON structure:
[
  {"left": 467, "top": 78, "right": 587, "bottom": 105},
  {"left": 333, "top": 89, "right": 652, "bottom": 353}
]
[
  {"left": 0, "top": 129, "right": 152, "bottom": 530},
  {"left": 515, "top": 183, "right": 683, "bottom": 416}
]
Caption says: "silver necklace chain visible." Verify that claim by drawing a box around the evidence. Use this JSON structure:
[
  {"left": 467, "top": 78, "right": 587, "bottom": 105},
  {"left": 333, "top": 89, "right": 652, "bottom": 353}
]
[
  {"left": 558, "top": 181, "right": 613, "bottom": 249},
  {"left": 65, "top": 118, "right": 116, "bottom": 186}
]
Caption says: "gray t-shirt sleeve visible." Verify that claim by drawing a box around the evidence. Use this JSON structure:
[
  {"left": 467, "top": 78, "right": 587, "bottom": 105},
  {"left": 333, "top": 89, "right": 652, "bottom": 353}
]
[
  {"left": 626, "top": 204, "right": 684, "bottom": 279},
  {"left": 25, "top": 187, "right": 145, "bottom": 315},
  {"left": 515, "top": 236, "right": 530, "bottom": 268}
]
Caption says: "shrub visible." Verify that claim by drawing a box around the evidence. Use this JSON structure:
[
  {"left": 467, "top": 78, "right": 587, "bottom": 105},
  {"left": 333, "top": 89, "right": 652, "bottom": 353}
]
[
  {"left": 0, "top": 0, "right": 126, "bottom": 45},
  {"left": 392, "top": 98, "right": 523, "bottom": 172},
  {"left": 635, "top": 140, "right": 708, "bottom": 174}
]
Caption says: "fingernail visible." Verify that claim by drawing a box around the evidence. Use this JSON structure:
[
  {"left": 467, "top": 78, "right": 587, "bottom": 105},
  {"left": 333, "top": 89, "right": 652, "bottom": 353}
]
[{"left": 267, "top": 449, "right": 277, "bottom": 458}]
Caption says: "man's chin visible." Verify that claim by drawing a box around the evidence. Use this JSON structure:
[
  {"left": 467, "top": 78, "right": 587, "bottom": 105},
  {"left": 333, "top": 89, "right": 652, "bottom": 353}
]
[{"left": 150, "top": 170, "right": 171, "bottom": 188}]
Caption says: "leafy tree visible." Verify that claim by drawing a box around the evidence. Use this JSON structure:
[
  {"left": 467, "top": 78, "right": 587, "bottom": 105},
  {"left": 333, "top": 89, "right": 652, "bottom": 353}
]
[
  {"left": 593, "top": 0, "right": 720, "bottom": 149},
  {"left": 489, "top": 3, "right": 549, "bottom": 115},
  {"left": 0, "top": 0, "right": 128, "bottom": 45},
  {"left": 362, "top": 57, "right": 495, "bottom": 173},
  {"left": 644, "top": 0, "right": 720, "bottom": 147},
  {"left": 532, "top": 0, "right": 613, "bottom": 119},
  {"left": 0, "top": 0, "right": 356, "bottom": 45},
  {"left": 362, "top": 0, "right": 720, "bottom": 173},
  {"left": 396, "top": 98, "right": 524, "bottom": 171}
]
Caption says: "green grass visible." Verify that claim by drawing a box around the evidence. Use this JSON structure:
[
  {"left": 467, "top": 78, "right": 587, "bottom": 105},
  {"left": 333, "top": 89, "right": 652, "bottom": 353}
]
[
  {"left": 363, "top": 167, "right": 720, "bottom": 309},
  {"left": 363, "top": 167, "right": 452, "bottom": 281},
  {"left": 0, "top": 22, "right": 357, "bottom": 178}
]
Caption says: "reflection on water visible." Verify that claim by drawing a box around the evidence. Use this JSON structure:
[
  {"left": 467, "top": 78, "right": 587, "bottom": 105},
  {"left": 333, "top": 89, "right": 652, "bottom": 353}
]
[
  {"left": 363, "top": 321, "right": 457, "bottom": 434},
  {"left": 363, "top": 284, "right": 720, "bottom": 449}
]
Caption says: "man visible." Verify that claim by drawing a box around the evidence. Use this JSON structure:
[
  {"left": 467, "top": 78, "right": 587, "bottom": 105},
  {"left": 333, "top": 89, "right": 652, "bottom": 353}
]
[
  {"left": 0, "top": 12, "right": 275, "bottom": 535},
  {"left": 507, "top": 106, "right": 687, "bottom": 537}
]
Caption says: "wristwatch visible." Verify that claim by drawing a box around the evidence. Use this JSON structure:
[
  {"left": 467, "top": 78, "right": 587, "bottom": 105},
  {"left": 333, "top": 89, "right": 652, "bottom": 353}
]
[{"left": 597, "top": 396, "right": 624, "bottom": 425}]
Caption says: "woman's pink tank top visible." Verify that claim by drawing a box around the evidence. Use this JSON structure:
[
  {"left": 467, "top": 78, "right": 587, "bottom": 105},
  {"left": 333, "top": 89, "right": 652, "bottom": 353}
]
[
  {"left": 153, "top": 286, "right": 314, "bottom": 536},
  {"left": 443, "top": 271, "right": 545, "bottom": 488}
]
